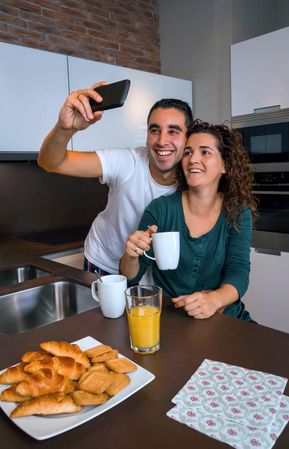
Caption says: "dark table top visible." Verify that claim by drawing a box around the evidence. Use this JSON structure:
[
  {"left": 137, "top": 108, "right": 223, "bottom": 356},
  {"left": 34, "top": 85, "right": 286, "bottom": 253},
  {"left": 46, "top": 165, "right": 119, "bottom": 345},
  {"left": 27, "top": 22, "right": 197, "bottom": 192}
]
[{"left": 1, "top": 301, "right": 289, "bottom": 449}]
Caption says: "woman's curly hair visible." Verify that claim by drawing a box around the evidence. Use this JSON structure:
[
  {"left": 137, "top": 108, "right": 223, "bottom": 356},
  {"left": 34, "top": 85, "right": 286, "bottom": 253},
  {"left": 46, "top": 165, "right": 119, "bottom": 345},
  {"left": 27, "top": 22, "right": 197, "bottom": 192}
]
[{"left": 176, "top": 119, "right": 258, "bottom": 228}]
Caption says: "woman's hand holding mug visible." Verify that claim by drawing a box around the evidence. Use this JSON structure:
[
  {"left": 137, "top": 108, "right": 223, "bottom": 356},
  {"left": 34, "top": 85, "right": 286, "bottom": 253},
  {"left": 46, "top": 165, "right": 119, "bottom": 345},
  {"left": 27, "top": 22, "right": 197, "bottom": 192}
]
[
  {"left": 125, "top": 225, "right": 180, "bottom": 271},
  {"left": 144, "top": 231, "right": 180, "bottom": 270},
  {"left": 126, "top": 225, "right": 158, "bottom": 258}
]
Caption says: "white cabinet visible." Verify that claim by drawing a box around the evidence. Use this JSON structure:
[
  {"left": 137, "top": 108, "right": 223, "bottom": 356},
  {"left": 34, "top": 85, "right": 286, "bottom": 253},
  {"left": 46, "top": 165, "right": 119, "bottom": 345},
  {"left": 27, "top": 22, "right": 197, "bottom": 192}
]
[
  {"left": 230, "top": 26, "right": 289, "bottom": 117},
  {"left": 243, "top": 248, "right": 289, "bottom": 333},
  {"left": 68, "top": 56, "right": 193, "bottom": 150},
  {"left": 42, "top": 248, "right": 84, "bottom": 270},
  {"left": 0, "top": 42, "right": 192, "bottom": 153},
  {"left": 51, "top": 251, "right": 84, "bottom": 270},
  {"left": 0, "top": 42, "right": 69, "bottom": 152}
]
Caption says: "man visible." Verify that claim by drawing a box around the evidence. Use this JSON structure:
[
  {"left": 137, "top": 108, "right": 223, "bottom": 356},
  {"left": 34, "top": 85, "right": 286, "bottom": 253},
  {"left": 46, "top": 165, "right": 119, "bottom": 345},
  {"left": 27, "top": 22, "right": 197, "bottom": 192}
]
[{"left": 38, "top": 82, "right": 193, "bottom": 274}]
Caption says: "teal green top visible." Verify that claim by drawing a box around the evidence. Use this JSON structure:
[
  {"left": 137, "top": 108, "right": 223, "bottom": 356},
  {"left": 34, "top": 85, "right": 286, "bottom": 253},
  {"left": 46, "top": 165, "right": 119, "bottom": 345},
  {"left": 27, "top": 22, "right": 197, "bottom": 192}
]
[{"left": 128, "top": 191, "right": 254, "bottom": 321}]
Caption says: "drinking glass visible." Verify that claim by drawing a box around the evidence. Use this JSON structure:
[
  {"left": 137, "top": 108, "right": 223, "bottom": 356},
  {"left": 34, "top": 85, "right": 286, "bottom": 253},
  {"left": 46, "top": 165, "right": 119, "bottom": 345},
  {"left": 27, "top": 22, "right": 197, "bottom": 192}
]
[{"left": 125, "top": 285, "right": 162, "bottom": 354}]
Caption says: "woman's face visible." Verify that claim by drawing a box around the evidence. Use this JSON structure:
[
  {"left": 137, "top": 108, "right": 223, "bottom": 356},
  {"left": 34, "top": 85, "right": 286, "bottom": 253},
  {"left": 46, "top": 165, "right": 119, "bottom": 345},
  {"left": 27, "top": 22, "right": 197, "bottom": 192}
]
[{"left": 181, "top": 132, "right": 226, "bottom": 190}]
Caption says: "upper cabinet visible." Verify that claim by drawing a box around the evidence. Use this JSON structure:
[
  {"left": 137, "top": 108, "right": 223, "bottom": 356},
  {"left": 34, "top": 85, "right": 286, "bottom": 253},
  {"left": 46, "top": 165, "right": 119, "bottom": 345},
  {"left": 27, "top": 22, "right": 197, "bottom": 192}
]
[
  {"left": 0, "top": 42, "right": 69, "bottom": 152},
  {"left": 230, "top": 26, "right": 289, "bottom": 117},
  {"left": 68, "top": 56, "right": 192, "bottom": 151},
  {"left": 0, "top": 42, "right": 192, "bottom": 153}
]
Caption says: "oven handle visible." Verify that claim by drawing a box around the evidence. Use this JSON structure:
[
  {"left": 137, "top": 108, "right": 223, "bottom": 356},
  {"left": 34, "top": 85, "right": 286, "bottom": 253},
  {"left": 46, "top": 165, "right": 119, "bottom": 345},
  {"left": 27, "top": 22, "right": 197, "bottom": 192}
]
[
  {"left": 254, "top": 248, "right": 281, "bottom": 256},
  {"left": 253, "top": 190, "right": 289, "bottom": 195}
]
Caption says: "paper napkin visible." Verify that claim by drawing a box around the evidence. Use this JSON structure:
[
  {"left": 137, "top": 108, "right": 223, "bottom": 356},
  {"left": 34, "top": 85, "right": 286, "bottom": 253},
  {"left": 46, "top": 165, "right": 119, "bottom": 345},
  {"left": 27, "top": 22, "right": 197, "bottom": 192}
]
[{"left": 167, "top": 359, "right": 289, "bottom": 449}]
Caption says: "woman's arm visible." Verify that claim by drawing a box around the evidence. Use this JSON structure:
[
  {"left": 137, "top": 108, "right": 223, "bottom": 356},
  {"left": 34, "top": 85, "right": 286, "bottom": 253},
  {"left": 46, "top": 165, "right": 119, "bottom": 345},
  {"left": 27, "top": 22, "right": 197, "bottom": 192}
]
[
  {"left": 172, "top": 284, "right": 238, "bottom": 319},
  {"left": 221, "top": 208, "right": 253, "bottom": 298}
]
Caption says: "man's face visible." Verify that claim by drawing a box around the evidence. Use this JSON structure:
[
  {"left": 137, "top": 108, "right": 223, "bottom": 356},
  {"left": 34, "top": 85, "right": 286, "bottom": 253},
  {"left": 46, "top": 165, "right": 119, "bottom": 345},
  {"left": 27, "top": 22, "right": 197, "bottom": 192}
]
[{"left": 146, "top": 107, "right": 187, "bottom": 183}]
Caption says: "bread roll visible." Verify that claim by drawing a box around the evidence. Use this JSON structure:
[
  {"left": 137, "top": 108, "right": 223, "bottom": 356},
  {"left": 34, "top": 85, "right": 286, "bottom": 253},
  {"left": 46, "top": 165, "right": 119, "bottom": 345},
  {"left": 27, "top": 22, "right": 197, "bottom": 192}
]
[
  {"left": 40, "top": 341, "right": 90, "bottom": 368},
  {"left": 0, "top": 385, "right": 30, "bottom": 402},
  {"left": 21, "top": 351, "right": 51, "bottom": 363},
  {"left": 24, "top": 356, "right": 85, "bottom": 380},
  {"left": 16, "top": 368, "right": 75, "bottom": 397},
  {"left": 11, "top": 393, "right": 81, "bottom": 418},
  {"left": 0, "top": 362, "right": 28, "bottom": 384}
]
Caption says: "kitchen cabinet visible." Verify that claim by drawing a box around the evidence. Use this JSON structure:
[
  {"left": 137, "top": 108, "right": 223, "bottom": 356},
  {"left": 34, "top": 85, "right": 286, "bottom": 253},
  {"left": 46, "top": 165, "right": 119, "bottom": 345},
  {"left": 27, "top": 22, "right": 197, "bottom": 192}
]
[
  {"left": 230, "top": 26, "right": 289, "bottom": 117},
  {"left": 243, "top": 248, "right": 289, "bottom": 333},
  {"left": 0, "top": 42, "right": 192, "bottom": 154},
  {"left": 68, "top": 56, "right": 192, "bottom": 150},
  {"left": 0, "top": 42, "right": 69, "bottom": 152},
  {"left": 42, "top": 248, "right": 84, "bottom": 270}
]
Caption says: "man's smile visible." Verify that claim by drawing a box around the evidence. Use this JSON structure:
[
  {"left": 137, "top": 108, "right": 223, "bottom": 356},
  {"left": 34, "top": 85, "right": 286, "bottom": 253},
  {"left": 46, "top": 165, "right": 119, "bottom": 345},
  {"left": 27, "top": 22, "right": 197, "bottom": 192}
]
[{"left": 154, "top": 148, "right": 175, "bottom": 157}]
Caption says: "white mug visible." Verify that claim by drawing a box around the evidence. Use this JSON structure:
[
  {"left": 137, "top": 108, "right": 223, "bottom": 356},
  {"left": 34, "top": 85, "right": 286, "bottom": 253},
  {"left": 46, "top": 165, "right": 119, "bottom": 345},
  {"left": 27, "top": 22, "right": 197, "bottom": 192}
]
[
  {"left": 144, "top": 231, "right": 180, "bottom": 270},
  {"left": 91, "top": 274, "right": 127, "bottom": 318}
]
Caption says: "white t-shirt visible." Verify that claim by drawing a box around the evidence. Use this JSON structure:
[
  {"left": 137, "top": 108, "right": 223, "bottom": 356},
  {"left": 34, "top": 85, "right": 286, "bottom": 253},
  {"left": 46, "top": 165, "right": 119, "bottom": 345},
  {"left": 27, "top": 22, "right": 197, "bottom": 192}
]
[{"left": 84, "top": 147, "right": 177, "bottom": 273}]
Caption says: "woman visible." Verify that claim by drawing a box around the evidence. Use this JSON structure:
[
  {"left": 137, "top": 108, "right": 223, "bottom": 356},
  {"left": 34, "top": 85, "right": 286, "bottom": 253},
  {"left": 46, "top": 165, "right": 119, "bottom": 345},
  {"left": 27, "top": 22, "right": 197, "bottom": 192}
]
[{"left": 120, "top": 120, "right": 258, "bottom": 321}]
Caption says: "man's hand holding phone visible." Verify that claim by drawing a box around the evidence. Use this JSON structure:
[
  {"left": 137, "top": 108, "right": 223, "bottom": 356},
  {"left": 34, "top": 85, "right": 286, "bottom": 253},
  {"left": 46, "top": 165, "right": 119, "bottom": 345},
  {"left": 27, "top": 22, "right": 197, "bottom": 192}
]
[
  {"left": 89, "top": 79, "right": 130, "bottom": 112},
  {"left": 58, "top": 80, "right": 131, "bottom": 132}
]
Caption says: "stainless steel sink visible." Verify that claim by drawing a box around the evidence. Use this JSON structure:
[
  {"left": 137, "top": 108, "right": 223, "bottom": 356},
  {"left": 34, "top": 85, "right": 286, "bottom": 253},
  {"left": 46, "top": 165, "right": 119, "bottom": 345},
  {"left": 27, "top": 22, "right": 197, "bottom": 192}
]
[
  {"left": 0, "top": 280, "right": 97, "bottom": 334},
  {"left": 0, "top": 265, "right": 50, "bottom": 288}
]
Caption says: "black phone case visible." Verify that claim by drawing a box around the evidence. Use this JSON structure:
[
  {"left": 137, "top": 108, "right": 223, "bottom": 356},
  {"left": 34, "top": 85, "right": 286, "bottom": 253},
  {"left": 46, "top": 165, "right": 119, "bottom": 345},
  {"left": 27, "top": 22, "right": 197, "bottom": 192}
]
[{"left": 89, "top": 79, "right": 131, "bottom": 112}]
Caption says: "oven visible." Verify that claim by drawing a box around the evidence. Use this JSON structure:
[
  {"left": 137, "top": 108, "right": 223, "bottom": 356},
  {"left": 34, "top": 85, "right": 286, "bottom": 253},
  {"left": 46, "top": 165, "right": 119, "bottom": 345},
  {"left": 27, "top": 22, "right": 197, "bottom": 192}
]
[
  {"left": 254, "top": 171, "right": 289, "bottom": 234},
  {"left": 232, "top": 107, "right": 289, "bottom": 170}
]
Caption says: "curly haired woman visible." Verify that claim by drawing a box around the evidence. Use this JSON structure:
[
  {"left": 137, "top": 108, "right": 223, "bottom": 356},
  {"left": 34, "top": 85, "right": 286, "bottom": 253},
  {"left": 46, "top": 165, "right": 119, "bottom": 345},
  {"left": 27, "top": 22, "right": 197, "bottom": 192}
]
[{"left": 120, "top": 119, "right": 258, "bottom": 321}]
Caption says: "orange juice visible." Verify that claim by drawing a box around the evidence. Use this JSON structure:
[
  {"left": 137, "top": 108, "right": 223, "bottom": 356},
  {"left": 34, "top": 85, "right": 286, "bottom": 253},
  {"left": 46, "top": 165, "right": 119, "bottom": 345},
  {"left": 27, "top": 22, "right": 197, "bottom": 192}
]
[{"left": 127, "top": 305, "right": 160, "bottom": 353}]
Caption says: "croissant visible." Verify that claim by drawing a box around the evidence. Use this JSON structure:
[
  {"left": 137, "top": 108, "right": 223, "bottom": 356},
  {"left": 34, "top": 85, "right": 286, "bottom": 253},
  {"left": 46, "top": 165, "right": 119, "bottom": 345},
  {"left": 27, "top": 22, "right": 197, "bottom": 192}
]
[
  {"left": 0, "top": 385, "right": 30, "bottom": 402},
  {"left": 21, "top": 350, "right": 51, "bottom": 363},
  {"left": 40, "top": 341, "right": 90, "bottom": 368},
  {"left": 11, "top": 393, "right": 81, "bottom": 418},
  {"left": 16, "top": 368, "right": 75, "bottom": 397},
  {"left": 0, "top": 362, "right": 28, "bottom": 384},
  {"left": 24, "top": 356, "right": 85, "bottom": 380}
]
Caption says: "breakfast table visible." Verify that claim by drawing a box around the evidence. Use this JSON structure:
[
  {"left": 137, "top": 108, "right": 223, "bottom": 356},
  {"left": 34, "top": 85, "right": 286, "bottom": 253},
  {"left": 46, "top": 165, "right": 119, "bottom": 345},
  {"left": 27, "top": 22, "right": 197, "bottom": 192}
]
[{"left": 1, "top": 300, "right": 289, "bottom": 449}]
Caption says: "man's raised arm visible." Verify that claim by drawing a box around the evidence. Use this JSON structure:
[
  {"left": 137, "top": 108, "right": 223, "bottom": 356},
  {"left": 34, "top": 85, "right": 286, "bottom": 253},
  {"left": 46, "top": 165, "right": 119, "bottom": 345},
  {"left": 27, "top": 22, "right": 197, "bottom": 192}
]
[{"left": 37, "top": 83, "right": 106, "bottom": 178}]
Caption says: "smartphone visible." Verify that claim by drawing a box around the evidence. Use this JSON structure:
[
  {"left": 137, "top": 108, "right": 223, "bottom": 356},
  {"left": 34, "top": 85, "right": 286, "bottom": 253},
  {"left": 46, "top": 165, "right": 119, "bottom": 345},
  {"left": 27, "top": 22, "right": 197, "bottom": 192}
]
[{"left": 89, "top": 79, "right": 131, "bottom": 112}]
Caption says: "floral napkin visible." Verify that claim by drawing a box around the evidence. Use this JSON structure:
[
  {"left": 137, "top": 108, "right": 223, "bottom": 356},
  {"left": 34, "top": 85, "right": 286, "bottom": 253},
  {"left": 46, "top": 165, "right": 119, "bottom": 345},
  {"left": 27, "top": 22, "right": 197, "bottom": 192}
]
[{"left": 167, "top": 359, "right": 289, "bottom": 449}]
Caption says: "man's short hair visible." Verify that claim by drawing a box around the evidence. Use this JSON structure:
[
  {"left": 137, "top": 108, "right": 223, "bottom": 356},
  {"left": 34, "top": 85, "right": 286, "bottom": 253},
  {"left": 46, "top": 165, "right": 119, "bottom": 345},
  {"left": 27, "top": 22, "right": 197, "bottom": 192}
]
[{"left": 147, "top": 99, "right": 193, "bottom": 129}]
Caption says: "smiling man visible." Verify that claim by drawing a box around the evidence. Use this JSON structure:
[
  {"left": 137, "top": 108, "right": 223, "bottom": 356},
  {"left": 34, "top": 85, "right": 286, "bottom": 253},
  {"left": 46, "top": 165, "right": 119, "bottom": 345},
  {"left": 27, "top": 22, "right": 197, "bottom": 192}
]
[
  {"left": 38, "top": 84, "right": 192, "bottom": 275},
  {"left": 147, "top": 106, "right": 188, "bottom": 184}
]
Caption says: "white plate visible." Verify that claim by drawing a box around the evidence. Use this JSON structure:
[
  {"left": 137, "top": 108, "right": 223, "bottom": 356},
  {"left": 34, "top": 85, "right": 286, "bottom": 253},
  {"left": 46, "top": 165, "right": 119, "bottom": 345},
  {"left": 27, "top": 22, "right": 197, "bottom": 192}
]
[{"left": 0, "top": 336, "right": 155, "bottom": 440}]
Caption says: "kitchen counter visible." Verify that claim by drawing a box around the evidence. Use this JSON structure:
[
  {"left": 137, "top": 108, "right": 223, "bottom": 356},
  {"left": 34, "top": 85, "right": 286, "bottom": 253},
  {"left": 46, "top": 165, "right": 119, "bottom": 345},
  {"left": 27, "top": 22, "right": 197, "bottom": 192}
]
[
  {"left": 0, "top": 231, "right": 95, "bottom": 300},
  {"left": 1, "top": 301, "right": 289, "bottom": 448},
  {"left": 1, "top": 233, "right": 289, "bottom": 447},
  {"left": 0, "top": 228, "right": 87, "bottom": 271}
]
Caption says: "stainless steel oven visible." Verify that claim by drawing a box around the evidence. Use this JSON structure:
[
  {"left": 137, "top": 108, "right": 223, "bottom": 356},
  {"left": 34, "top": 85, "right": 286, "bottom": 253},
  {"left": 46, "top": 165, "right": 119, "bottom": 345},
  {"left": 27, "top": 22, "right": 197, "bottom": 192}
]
[
  {"left": 232, "top": 107, "right": 289, "bottom": 171},
  {"left": 254, "top": 171, "right": 289, "bottom": 233}
]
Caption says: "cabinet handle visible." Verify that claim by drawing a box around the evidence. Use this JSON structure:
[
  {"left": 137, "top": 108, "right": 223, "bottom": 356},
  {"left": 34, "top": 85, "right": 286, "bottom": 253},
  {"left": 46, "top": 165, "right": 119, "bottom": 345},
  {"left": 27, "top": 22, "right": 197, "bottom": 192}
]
[
  {"left": 254, "top": 248, "right": 281, "bottom": 256},
  {"left": 253, "top": 105, "right": 280, "bottom": 114}
]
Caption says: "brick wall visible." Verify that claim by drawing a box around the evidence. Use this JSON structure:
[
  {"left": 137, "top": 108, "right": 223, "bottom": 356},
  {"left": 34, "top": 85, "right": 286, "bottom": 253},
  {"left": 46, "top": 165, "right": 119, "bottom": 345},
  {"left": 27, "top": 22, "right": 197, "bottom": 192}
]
[{"left": 0, "top": 0, "right": 160, "bottom": 73}]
